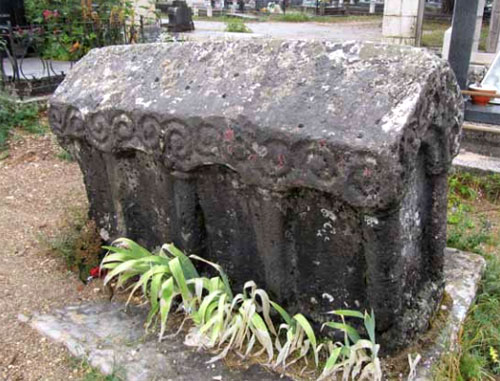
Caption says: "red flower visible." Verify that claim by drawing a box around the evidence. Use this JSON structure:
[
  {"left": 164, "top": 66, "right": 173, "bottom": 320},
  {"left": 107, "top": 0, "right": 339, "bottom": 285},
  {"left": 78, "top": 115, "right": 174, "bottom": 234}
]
[
  {"left": 42, "top": 10, "right": 53, "bottom": 20},
  {"left": 89, "top": 266, "right": 101, "bottom": 278}
]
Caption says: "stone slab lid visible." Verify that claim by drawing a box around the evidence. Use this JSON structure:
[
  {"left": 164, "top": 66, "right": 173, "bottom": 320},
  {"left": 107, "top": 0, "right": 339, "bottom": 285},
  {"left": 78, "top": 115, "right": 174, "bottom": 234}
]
[{"left": 50, "top": 40, "right": 463, "bottom": 210}]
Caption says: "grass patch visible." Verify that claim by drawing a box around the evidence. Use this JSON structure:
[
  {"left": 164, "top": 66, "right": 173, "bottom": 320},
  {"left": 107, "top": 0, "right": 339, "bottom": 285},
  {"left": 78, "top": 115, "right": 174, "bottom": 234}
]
[
  {"left": 56, "top": 148, "right": 74, "bottom": 162},
  {"left": 225, "top": 18, "right": 252, "bottom": 33},
  {"left": 272, "top": 11, "right": 311, "bottom": 22},
  {"left": 67, "top": 357, "right": 123, "bottom": 380},
  {"left": 421, "top": 19, "right": 491, "bottom": 50},
  {"left": 421, "top": 19, "right": 451, "bottom": 48},
  {"left": 0, "top": 94, "right": 47, "bottom": 151},
  {"left": 40, "top": 207, "right": 102, "bottom": 282},
  {"left": 436, "top": 171, "right": 500, "bottom": 380}
]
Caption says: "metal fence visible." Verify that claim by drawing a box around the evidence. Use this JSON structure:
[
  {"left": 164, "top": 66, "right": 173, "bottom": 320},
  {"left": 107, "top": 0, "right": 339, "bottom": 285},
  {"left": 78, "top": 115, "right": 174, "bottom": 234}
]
[{"left": 0, "top": 16, "right": 160, "bottom": 98}]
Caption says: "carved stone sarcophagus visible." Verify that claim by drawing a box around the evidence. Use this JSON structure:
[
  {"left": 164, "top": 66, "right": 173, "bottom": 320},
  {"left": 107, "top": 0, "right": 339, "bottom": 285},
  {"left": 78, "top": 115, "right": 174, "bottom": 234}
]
[{"left": 49, "top": 40, "right": 463, "bottom": 350}]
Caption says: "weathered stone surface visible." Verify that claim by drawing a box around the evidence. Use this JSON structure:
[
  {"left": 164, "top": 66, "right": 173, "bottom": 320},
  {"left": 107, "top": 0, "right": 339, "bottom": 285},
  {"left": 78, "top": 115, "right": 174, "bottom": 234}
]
[
  {"left": 415, "top": 249, "right": 486, "bottom": 380},
  {"left": 29, "top": 302, "right": 290, "bottom": 381},
  {"left": 49, "top": 40, "right": 463, "bottom": 350}
]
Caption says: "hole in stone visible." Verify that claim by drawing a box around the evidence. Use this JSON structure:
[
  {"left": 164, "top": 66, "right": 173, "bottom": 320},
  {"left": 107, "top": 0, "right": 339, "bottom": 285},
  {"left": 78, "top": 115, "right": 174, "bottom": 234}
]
[
  {"left": 222, "top": 94, "right": 227, "bottom": 99},
  {"left": 298, "top": 123, "right": 304, "bottom": 128},
  {"left": 185, "top": 85, "right": 190, "bottom": 90}
]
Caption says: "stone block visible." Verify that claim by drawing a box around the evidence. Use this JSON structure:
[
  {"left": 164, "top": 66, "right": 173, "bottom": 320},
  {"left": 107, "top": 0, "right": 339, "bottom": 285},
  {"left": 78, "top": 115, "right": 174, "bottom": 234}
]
[{"left": 49, "top": 40, "right": 463, "bottom": 350}]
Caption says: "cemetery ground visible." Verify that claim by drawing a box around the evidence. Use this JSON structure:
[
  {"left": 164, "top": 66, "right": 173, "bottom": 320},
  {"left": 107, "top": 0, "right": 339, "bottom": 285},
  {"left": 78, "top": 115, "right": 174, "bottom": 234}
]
[
  {"left": 189, "top": 13, "right": 479, "bottom": 50},
  {"left": 0, "top": 109, "right": 500, "bottom": 379}
]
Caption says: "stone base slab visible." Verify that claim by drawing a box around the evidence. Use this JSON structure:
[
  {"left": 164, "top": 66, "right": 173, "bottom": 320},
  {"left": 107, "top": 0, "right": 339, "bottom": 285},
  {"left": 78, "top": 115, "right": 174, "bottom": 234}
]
[
  {"left": 23, "top": 249, "right": 484, "bottom": 381},
  {"left": 415, "top": 248, "right": 486, "bottom": 380}
]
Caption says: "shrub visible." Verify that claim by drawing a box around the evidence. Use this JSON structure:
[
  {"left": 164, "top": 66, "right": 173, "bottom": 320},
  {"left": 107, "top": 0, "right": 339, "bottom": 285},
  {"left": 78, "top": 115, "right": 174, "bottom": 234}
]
[
  {"left": 0, "top": 95, "right": 45, "bottom": 151},
  {"left": 274, "top": 12, "right": 311, "bottom": 22},
  {"left": 225, "top": 19, "right": 252, "bottom": 33},
  {"left": 23, "top": 0, "right": 136, "bottom": 60},
  {"left": 41, "top": 208, "right": 102, "bottom": 281}
]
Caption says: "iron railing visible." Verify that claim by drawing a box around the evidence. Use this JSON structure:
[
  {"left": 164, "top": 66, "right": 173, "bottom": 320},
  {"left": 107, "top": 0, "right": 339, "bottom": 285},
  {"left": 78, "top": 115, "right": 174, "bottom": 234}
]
[{"left": 0, "top": 16, "right": 161, "bottom": 98}]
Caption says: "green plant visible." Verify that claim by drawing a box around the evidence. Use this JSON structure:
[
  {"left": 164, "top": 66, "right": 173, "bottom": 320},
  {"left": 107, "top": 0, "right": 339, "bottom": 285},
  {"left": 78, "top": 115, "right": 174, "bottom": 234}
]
[
  {"left": 101, "top": 238, "right": 382, "bottom": 379},
  {"left": 57, "top": 148, "right": 74, "bottom": 162},
  {"left": 436, "top": 174, "right": 500, "bottom": 380},
  {"left": 319, "top": 310, "right": 381, "bottom": 380},
  {"left": 459, "top": 254, "right": 500, "bottom": 379},
  {"left": 274, "top": 12, "right": 311, "bottom": 22},
  {"left": 41, "top": 208, "right": 102, "bottom": 281},
  {"left": 225, "top": 19, "right": 252, "bottom": 33},
  {"left": 68, "top": 357, "right": 123, "bottom": 380},
  {"left": 23, "top": 0, "right": 135, "bottom": 61},
  {"left": 0, "top": 95, "right": 46, "bottom": 151},
  {"left": 447, "top": 212, "right": 491, "bottom": 253},
  {"left": 449, "top": 171, "right": 500, "bottom": 204}
]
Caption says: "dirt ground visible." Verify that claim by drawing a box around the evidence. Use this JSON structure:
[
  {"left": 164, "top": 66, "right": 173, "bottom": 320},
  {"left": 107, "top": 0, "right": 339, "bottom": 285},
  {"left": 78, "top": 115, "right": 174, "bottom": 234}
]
[{"left": 0, "top": 132, "right": 106, "bottom": 380}]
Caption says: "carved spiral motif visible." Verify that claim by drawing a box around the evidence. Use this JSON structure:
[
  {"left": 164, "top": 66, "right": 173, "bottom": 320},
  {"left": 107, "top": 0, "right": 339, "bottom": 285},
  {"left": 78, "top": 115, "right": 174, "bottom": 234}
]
[
  {"left": 164, "top": 121, "right": 191, "bottom": 163},
  {"left": 139, "top": 116, "right": 161, "bottom": 150},
  {"left": 65, "top": 108, "right": 85, "bottom": 138},
  {"left": 113, "top": 113, "right": 135, "bottom": 141},
  {"left": 88, "top": 113, "right": 112, "bottom": 151},
  {"left": 54, "top": 107, "right": 346, "bottom": 190},
  {"left": 304, "top": 147, "right": 338, "bottom": 182},
  {"left": 195, "top": 123, "right": 221, "bottom": 157},
  {"left": 222, "top": 128, "right": 251, "bottom": 162},
  {"left": 258, "top": 139, "right": 291, "bottom": 178},
  {"left": 48, "top": 106, "right": 65, "bottom": 135}
]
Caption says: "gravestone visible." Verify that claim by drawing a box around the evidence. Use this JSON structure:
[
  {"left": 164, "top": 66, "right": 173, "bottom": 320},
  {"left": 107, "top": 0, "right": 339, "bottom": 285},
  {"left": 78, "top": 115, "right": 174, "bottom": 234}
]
[
  {"left": 157, "top": 1, "right": 194, "bottom": 33},
  {"left": 49, "top": 40, "right": 463, "bottom": 351}
]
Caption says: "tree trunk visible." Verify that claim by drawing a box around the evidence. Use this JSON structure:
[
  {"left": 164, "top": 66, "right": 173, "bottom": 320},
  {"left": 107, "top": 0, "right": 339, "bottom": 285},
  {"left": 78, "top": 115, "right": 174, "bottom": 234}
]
[{"left": 442, "top": 0, "right": 455, "bottom": 14}]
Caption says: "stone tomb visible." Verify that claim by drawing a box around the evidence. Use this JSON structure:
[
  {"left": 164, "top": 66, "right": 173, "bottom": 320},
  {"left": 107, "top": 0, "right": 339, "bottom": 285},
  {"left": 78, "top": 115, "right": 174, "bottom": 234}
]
[{"left": 49, "top": 40, "right": 463, "bottom": 350}]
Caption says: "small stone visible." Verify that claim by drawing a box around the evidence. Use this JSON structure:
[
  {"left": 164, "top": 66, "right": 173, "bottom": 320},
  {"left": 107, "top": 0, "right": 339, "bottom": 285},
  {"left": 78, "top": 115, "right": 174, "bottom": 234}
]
[{"left": 17, "top": 313, "right": 30, "bottom": 323}]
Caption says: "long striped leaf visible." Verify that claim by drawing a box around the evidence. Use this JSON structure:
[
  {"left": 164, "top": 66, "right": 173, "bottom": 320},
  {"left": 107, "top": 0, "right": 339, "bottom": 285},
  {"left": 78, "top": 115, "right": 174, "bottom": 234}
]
[
  {"left": 163, "top": 243, "right": 199, "bottom": 280},
  {"left": 111, "top": 238, "right": 152, "bottom": 257},
  {"left": 169, "top": 257, "right": 191, "bottom": 305},
  {"left": 323, "top": 321, "right": 361, "bottom": 344},
  {"left": 190, "top": 255, "right": 233, "bottom": 299},
  {"left": 159, "top": 278, "right": 176, "bottom": 340},
  {"left": 293, "top": 313, "right": 318, "bottom": 365}
]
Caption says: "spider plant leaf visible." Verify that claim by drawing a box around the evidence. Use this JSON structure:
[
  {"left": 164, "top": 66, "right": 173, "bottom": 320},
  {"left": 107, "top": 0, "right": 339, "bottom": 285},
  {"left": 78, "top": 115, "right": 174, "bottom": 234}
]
[
  {"left": 210, "top": 292, "right": 228, "bottom": 344},
  {"left": 103, "top": 259, "right": 141, "bottom": 285},
  {"left": 250, "top": 313, "right": 274, "bottom": 362},
  {"left": 323, "top": 346, "right": 342, "bottom": 372},
  {"left": 101, "top": 251, "right": 142, "bottom": 264},
  {"left": 169, "top": 257, "right": 191, "bottom": 304},
  {"left": 162, "top": 243, "right": 199, "bottom": 279},
  {"left": 253, "top": 289, "right": 277, "bottom": 336},
  {"left": 145, "top": 303, "right": 160, "bottom": 329},
  {"left": 323, "top": 322, "right": 361, "bottom": 344},
  {"left": 150, "top": 271, "right": 165, "bottom": 309},
  {"left": 112, "top": 238, "right": 152, "bottom": 257},
  {"left": 136, "top": 255, "right": 171, "bottom": 266},
  {"left": 270, "top": 301, "right": 293, "bottom": 326},
  {"left": 329, "top": 309, "right": 365, "bottom": 319},
  {"left": 293, "top": 313, "right": 318, "bottom": 365},
  {"left": 159, "top": 277, "right": 176, "bottom": 340},
  {"left": 190, "top": 254, "right": 233, "bottom": 299},
  {"left": 243, "top": 280, "right": 257, "bottom": 298},
  {"left": 102, "top": 244, "right": 148, "bottom": 260},
  {"left": 198, "top": 290, "right": 222, "bottom": 325},
  {"left": 364, "top": 310, "right": 376, "bottom": 344}
]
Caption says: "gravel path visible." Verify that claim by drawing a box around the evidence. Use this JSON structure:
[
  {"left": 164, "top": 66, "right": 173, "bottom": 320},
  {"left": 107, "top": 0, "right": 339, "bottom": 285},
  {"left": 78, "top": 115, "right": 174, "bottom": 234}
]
[
  {"left": 0, "top": 133, "right": 105, "bottom": 380},
  {"left": 187, "top": 20, "right": 383, "bottom": 41}
]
